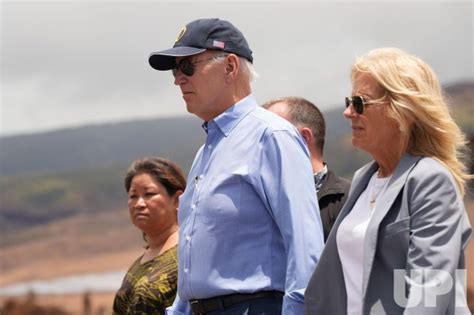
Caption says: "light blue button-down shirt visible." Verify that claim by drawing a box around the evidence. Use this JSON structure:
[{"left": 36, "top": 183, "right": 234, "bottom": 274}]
[{"left": 167, "top": 94, "right": 324, "bottom": 315}]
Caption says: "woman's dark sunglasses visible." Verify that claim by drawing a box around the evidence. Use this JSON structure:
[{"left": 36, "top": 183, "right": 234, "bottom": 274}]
[
  {"left": 345, "top": 96, "right": 370, "bottom": 115},
  {"left": 172, "top": 55, "right": 228, "bottom": 77}
]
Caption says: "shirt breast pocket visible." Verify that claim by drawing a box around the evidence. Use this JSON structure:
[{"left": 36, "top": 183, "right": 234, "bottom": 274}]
[{"left": 199, "top": 175, "right": 242, "bottom": 224}]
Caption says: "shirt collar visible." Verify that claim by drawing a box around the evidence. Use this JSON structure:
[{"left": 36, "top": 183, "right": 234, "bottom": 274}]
[
  {"left": 203, "top": 94, "right": 257, "bottom": 137},
  {"left": 313, "top": 164, "right": 328, "bottom": 192}
]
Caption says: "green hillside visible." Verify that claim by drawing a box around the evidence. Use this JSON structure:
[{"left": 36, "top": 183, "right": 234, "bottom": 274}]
[{"left": 0, "top": 165, "right": 126, "bottom": 243}]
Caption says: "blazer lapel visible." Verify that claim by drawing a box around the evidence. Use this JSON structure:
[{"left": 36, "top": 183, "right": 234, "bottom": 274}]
[
  {"left": 361, "top": 154, "right": 422, "bottom": 299},
  {"left": 331, "top": 161, "right": 379, "bottom": 231}
]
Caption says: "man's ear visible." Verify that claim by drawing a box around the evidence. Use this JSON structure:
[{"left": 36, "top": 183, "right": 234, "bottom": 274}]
[
  {"left": 299, "top": 127, "right": 313, "bottom": 146},
  {"left": 224, "top": 54, "right": 240, "bottom": 82}
]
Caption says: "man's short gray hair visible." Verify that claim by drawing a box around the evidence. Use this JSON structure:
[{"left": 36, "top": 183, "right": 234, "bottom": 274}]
[
  {"left": 240, "top": 57, "right": 258, "bottom": 82},
  {"left": 210, "top": 52, "right": 258, "bottom": 83}
]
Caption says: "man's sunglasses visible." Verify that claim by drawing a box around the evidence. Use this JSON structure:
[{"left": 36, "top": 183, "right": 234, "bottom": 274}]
[
  {"left": 345, "top": 96, "right": 374, "bottom": 115},
  {"left": 172, "top": 55, "right": 228, "bottom": 77}
]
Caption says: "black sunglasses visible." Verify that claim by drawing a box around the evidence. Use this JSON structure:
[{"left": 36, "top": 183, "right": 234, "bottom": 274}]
[
  {"left": 345, "top": 96, "right": 372, "bottom": 115},
  {"left": 172, "top": 55, "right": 228, "bottom": 77}
]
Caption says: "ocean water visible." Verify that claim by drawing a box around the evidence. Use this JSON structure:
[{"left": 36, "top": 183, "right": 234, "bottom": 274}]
[{"left": 0, "top": 270, "right": 126, "bottom": 296}]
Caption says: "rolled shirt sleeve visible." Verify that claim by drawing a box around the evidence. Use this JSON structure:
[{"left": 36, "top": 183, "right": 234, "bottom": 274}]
[{"left": 256, "top": 130, "right": 324, "bottom": 313}]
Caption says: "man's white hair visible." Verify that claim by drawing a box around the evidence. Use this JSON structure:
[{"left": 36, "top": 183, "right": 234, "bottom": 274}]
[
  {"left": 240, "top": 57, "right": 259, "bottom": 83},
  {"left": 210, "top": 53, "right": 259, "bottom": 83}
]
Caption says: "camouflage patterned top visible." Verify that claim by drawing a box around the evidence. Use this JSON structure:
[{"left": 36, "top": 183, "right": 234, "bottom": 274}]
[{"left": 112, "top": 246, "right": 178, "bottom": 315}]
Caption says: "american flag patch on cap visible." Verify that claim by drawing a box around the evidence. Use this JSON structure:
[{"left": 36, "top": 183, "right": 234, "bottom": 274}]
[{"left": 213, "top": 40, "right": 225, "bottom": 49}]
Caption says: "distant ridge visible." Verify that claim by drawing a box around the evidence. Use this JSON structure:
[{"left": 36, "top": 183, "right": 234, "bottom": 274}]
[
  {"left": 1, "top": 81, "right": 471, "bottom": 178},
  {"left": 0, "top": 108, "right": 354, "bottom": 178},
  {"left": 0, "top": 116, "right": 205, "bottom": 176},
  {"left": 445, "top": 80, "right": 474, "bottom": 94}
]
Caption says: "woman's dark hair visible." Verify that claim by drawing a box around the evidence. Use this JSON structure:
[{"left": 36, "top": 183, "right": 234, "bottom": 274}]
[{"left": 125, "top": 157, "right": 186, "bottom": 196}]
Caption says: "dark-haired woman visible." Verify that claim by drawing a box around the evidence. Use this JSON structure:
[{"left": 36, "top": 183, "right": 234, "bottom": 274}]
[{"left": 113, "top": 157, "right": 186, "bottom": 315}]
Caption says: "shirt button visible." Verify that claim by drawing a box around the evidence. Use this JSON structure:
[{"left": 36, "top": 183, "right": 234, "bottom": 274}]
[
  {"left": 186, "top": 235, "right": 191, "bottom": 241},
  {"left": 191, "top": 204, "right": 196, "bottom": 210},
  {"left": 184, "top": 268, "right": 189, "bottom": 273},
  {"left": 208, "top": 144, "right": 213, "bottom": 149}
]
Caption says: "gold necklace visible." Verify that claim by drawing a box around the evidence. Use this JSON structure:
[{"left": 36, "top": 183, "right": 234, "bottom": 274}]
[{"left": 369, "top": 175, "right": 390, "bottom": 209}]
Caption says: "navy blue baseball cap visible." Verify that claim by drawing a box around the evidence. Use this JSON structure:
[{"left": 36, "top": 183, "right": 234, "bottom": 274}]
[{"left": 149, "top": 18, "right": 253, "bottom": 71}]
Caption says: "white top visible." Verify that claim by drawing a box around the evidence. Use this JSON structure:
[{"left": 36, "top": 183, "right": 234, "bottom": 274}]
[{"left": 337, "top": 172, "right": 391, "bottom": 314}]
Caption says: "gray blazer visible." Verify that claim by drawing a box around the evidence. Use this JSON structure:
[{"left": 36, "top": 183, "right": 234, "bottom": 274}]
[{"left": 305, "top": 154, "right": 472, "bottom": 315}]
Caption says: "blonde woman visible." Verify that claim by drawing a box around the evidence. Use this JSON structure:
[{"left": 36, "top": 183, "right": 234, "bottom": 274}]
[{"left": 305, "top": 48, "right": 472, "bottom": 314}]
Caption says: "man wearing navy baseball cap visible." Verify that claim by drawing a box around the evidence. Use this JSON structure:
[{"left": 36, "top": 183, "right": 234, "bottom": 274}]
[
  {"left": 149, "top": 18, "right": 324, "bottom": 315},
  {"left": 149, "top": 18, "right": 253, "bottom": 71}
]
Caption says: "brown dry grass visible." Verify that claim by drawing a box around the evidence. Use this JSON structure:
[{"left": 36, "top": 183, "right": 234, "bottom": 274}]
[
  {"left": 0, "top": 209, "right": 144, "bottom": 286},
  {"left": 0, "top": 248, "right": 143, "bottom": 287},
  {"left": 1, "top": 197, "right": 474, "bottom": 312},
  {"left": 0, "top": 292, "right": 116, "bottom": 315},
  {"left": 0, "top": 210, "right": 144, "bottom": 314}
]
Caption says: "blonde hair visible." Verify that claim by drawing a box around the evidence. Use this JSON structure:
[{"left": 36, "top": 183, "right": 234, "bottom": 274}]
[{"left": 351, "top": 47, "right": 471, "bottom": 195}]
